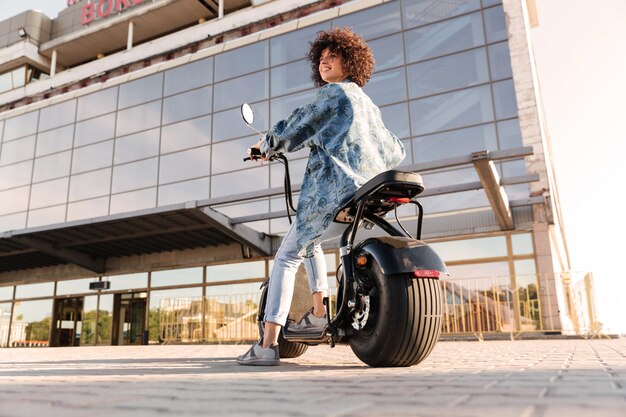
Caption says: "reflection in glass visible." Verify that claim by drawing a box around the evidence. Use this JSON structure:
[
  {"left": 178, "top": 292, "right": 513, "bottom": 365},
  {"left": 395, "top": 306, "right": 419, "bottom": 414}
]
[
  {"left": 67, "top": 196, "right": 109, "bottom": 221},
  {"left": 419, "top": 188, "right": 489, "bottom": 213},
  {"left": 80, "top": 296, "right": 98, "bottom": 346},
  {"left": 56, "top": 278, "right": 98, "bottom": 295},
  {"left": 69, "top": 168, "right": 111, "bottom": 202},
  {"left": 213, "top": 70, "right": 269, "bottom": 112},
  {"left": 212, "top": 101, "right": 269, "bottom": 143},
  {"left": 211, "top": 136, "right": 262, "bottom": 174},
  {"left": 0, "top": 135, "right": 35, "bottom": 166},
  {"left": 207, "top": 261, "right": 264, "bottom": 282},
  {"left": 159, "top": 146, "right": 211, "bottom": 185},
  {"left": 0, "top": 302, "right": 11, "bottom": 347},
  {"left": 77, "top": 87, "right": 118, "bottom": 121},
  {"left": 270, "top": 157, "right": 307, "bottom": 188},
  {"left": 369, "top": 33, "right": 404, "bottom": 72},
  {"left": 161, "top": 116, "right": 211, "bottom": 154},
  {"left": 334, "top": 0, "right": 401, "bottom": 40},
  {"left": 35, "top": 126, "right": 74, "bottom": 157},
  {"left": 118, "top": 73, "right": 163, "bottom": 109},
  {"left": 74, "top": 113, "right": 116, "bottom": 147},
  {"left": 157, "top": 177, "right": 210, "bottom": 206},
  {"left": 270, "top": 23, "right": 328, "bottom": 66},
  {"left": 27, "top": 205, "right": 66, "bottom": 228},
  {"left": 116, "top": 100, "right": 162, "bottom": 137},
  {"left": 270, "top": 89, "right": 316, "bottom": 125},
  {"left": 380, "top": 102, "right": 410, "bottom": 139},
  {"left": 492, "top": 79, "right": 518, "bottom": 120},
  {"left": 409, "top": 84, "right": 493, "bottom": 136},
  {"left": 29, "top": 177, "right": 69, "bottom": 209},
  {"left": 271, "top": 60, "right": 313, "bottom": 97},
  {"left": 363, "top": 68, "right": 407, "bottom": 106},
  {"left": 407, "top": 48, "right": 489, "bottom": 99},
  {"left": 71, "top": 141, "right": 114, "bottom": 174},
  {"left": 511, "top": 234, "right": 533, "bottom": 255},
  {"left": 106, "top": 273, "right": 148, "bottom": 291},
  {"left": 109, "top": 187, "right": 157, "bottom": 214},
  {"left": 0, "top": 212, "right": 27, "bottom": 232},
  {"left": 496, "top": 119, "right": 522, "bottom": 148},
  {"left": 431, "top": 236, "right": 507, "bottom": 262},
  {"left": 412, "top": 123, "right": 497, "bottom": 163},
  {"left": 404, "top": 12, "right": 484, "bottom": 64},
  {"left": 504, "top": 184, "right": 528, "bottom": 200},
  {"left": 422, "top": 167, "right": 478, "bottom": 187},
  {"left": 483, "top": 5, "right": 507, "bottom": 43},
  {"left": 215, "top": 41, "right": 268, "bottom": 82},
  {"left": 211, "top": 165, "right": 269, "bottom": 198},
  {"left": 402, "top": 0, "right": 481, "bottom": 30},
  {"left": 149, "top": 287, "right": 202, "bottom": 343},
  {"left": 39, "top": 100, "right": 76, "bottom": 132},
  {"left": 15, "top": 282, "right": 55, "bottom": 299},
  {"left": 162, "top": 86, "right": 212, "bottom": 125},
  {"left": 114, "top": 129, "right": 160, "bottom": 164},
  {"left": 0, "top": 160, "right": 32, "bottom": 190},
  {"left": 112, "top": 157, "right": 158, "bottom": 194},
  {"left": 33, "top": 151, "right": 71, "bottom": 182},
  {"left": 488, "top": 42, "right": 512, "bottom": 80},
  {"left": 501, "top": 160, "right": 527, "bottom": 177},
  {"left": 164, "top": 57, "right": 213, "bottom": 96},
  {"left": 4, "top": 112, "right": 38, "bottom": 142},
  {"left": 151, "top": 267, "right": 203, "bottom": 287},
  {"left": 97, "top": 294, "right": 113, "bottom": 345},
  {"left": 10, "top": 299, "right": 52, "bottom": 347},
  {"left": 215, "top": 198, "right": 269, "bottom": 219},
  {"left": 0, "top": 186, "right": 30, "bottom": 216}
]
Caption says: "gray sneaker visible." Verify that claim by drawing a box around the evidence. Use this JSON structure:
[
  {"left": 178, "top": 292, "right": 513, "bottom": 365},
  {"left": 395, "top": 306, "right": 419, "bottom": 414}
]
[
  {"left": 236, "top": 342, "right": 280, "bottom": 366},
  {"left": 289, "top": 308, "right": 327, "bottom": 334}
]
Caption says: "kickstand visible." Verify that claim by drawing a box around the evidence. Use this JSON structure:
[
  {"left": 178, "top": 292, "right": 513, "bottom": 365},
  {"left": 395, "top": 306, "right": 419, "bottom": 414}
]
[{"left": 323, "top": 297, "right": 335, "bottom": 348}]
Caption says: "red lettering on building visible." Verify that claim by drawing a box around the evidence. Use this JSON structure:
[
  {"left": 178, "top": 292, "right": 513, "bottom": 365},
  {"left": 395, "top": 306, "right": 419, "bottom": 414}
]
[
  {"left": 81, "top": 3, "right": 96, "bottom": 25},
  {"left": 80, "top": 0, "right": 143, "bottom": 25}
]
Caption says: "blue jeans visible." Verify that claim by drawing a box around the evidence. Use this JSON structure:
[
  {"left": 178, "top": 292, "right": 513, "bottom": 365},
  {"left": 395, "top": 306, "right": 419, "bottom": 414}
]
[{"left": 264, "top": 221, "right": 345, "bottom": 326}]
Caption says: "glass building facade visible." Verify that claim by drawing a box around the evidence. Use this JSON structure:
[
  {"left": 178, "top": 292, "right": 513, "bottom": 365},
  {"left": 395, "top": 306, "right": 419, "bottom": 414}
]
[{"left": 1, "top": 0, "right": 575, "bottom": 347}]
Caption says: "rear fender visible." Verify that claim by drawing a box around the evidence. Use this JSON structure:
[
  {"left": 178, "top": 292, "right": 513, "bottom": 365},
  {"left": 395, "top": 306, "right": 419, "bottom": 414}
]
[{"left": 353, "top": 236, "right": 447, "bottom": 277}]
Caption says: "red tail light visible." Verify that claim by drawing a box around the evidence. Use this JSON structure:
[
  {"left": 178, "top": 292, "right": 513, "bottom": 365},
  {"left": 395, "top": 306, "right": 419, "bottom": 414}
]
[
  {"left": 413, "top": 270, "right": 441, "bottom": 278},
  {"left": 389, "top": 197, "right": 411, "bottom": 204}
]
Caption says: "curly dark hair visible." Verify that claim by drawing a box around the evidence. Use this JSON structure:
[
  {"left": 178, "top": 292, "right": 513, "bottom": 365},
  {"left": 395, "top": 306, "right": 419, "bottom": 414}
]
[{"left": 307, "top": 27, "right": 375, "bottom": 88}]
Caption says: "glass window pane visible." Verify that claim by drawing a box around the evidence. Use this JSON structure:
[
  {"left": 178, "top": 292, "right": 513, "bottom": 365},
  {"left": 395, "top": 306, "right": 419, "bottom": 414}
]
[
  {"left": 216, "top": 198, "right": 269, "bottom": 218},
  {"left": 214, "top": 70, "right": 269, "bottom": 112},
  {"left": 109, "top": 187, "right": 156, "bottom": 214},
  {"left": 81, "top": 295, "right": 98, "bottom": 346},
  {"left": 114, "top": 128, "right": 160, "bottom": 164},
  {"left": 211, "top": 166, "right": 269, "bottom": 198},
  {"left": 0, "top": 135, "right": 35, "bottom": 165},
  {"left": 419, "top": 188, "right": 489, "bottom": 213},
  {"left": 148, "top": 287, "right": 202, "bottom": 343},
  {"left": 77, "top": 87, "right": 118, "bottom": 121},
  {"left": 484, "top": 5, "right": 507, "bottom": 43},
  {"left": 151, "top": 267, "right": 203, "bottom": 287},
  {"left": 211, "top": 136, "right": 261, "bottom": 175},
  {"left": 493, "top": 79, "right": 518, "bottom": 119},
  {"left": 363, "top": 68, "right": 407, "bottom": 106},
  {"left": 206, "top": 261, "right": 265, "bottom": 282},
  {"left": 512, "top": 233, "right": 533, "bottom": 255},
  {"left": 162, "top": 86, "right": 212, "bottom": 125},
  {"left": 27, "top": 205, "right": 66, "bottom": 228},
  {"left": 157, "top": 177, "right": 210, "bottom": 206},
  {"left": 10, "top": 299, "right": 53, "bottom": 346},
  {"left": 404, "top": 12, "right": 484, "bottom": 64},
  {"left": 270, "top": 156, "right": 307, "bottom": 188},
  {"left": 33, "top": 151, "right": 71, "bottom": 182},
  {"left": 164, "top": 57, "right": 213, "bottom": 96},
  {"left": 67, "top": 196, "right": 109, "bottom": 221},
  {"left": 483, "top": 0, "right": 501, "bottom": 6},
  {"left": 118, "top": 74, "right": 163, "bottom": 109},
  {"left": 488, "top": 42, "right": 512, "bottom": 80},
  {"left": 116, "top": 100, "right": 162, "bottom": 137},
  {"left": 497, "top": 119, "right": 522, "bottom": 148},
  {"left": 212, "top": 101, "right": 269, "bottom": 143},
  {"left": 39, "top": 100, "right": 76, "bottom": 132},
  {"left": 106, "top": 273, "right": 148, "bottom": 291},
  {"left": 334, "top": 1, "right": 401, "bottom": 39},
  {"left": 75, "top": 113, "right": 116, "bottom": 148},
  {"left": 271, "top": 60, "right": 313, "bottom": 97},
  {"left": 430, "top": 236, "right": 507, "bottom": 262},
  {"left": 402, "top": 0, "right": 481, "bottom": 30},
  {"left": 97, "top": 294, "right": 113, "bottom": 345},
  {"left": 369, "top": 33, "right": 404, "bottom": 72},
  {"left": 407, "top": 48, "right": 489, "bottom": 99},
  {"left": 410, "top": 84, "right": 493, "bottom": 136},
  {"left": 0, "top": 186, "right": 30, "bottom": 215},
  {"left": 380, "top": 102, "right": 410, "bottom": 139},
  {"left": 4, "top": 111, "right": 38, "bottom": 141},
  {"left": 69, "top": 168, "right": 111, "bottom": 202},
  {"left": 422, "top": 167, "right": 478, "bottom": 188},
  {"left": 29, "top": 177, "right": 69, "bottom": 209},
  {"left": 446, "top": 261, "right": 509, "bottom": 279},
  {"left": 412, "top": 123, "right": 497, "bottom": 163},
  {"left": 112, "top": 158, "right": 158, "bottom": 193},
  {"left": 161, "top": 116, "right": 212, "bottom": 154},
  {"left": 0, "top": 160, "right": 32, "bottom": 190},
  {"left": 71, "top": 141, "right": 114, "bottom": 174},
  {"left": 159, "top": 146, "right": 211, "bottom": 184},
  {"left": 0, "top": 212, "right": 27, "bottom": 232},
  {"left": 501, "top": 160, "right": 527, "bottom": 177},
  {"left": 0, "top": 302, "right": 11, "bottom": 346},
  {"left": 215, "top": 41, "right": 268, "bottom": 82},
  {"left": 504, "top": 183, "right": 528, "bottom": 200},
  {"left": 270, "top": 23, "right": 329, "bottom": 66},
  {"left": 270, "top": 89, "right": 316, "bottom": 125},
  {"left": 35, "top": 126, "right": 74, "bottom": 157},
  {"left": 0, "top": 286, "right": 13, "bottom": 300},
  {"left": 15, "top": 282, "right": 55, "bottom": 299},
  {"left": 514, "top": 259, "right": 536, "bottom": 279}
]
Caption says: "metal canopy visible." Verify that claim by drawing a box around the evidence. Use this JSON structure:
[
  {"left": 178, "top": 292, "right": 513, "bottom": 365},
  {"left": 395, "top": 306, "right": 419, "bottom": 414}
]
[{"left": 0, "top": 203, "right": 270, "bottom": 275}]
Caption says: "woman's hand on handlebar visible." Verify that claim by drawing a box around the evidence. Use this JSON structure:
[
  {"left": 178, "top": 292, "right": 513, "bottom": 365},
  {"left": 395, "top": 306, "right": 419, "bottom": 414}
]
[{"left": 243, "top": 139, "right": 267, "bottom": 162}]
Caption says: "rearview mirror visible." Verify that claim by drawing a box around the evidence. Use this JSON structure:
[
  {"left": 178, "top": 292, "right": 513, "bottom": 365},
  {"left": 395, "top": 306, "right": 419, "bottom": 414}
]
[{"left": 240, "top": 103, "right": 254, "bottom": 125}]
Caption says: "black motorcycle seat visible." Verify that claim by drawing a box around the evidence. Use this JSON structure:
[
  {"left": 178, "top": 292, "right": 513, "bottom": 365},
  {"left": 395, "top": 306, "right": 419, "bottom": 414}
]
[{"left": 334, "top": 170, "right": 424, "bottom": 223}]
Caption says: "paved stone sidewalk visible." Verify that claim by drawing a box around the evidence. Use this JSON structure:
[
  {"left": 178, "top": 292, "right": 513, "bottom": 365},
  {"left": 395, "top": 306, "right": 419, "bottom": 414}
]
[{"left": 1, "top": 339, "right": 625, "bottom": 416}]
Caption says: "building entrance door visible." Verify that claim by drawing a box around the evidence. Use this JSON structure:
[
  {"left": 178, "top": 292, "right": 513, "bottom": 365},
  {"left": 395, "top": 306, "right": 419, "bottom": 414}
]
[
  {"left": 112, "top": 293, "right": 147, "bottom": 345},
  {"left": 52, "top": 297, "right": 84, "bottom": 347}
]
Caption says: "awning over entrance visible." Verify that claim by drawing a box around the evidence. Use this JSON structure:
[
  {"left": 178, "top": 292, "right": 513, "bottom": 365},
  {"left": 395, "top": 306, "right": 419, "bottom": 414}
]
[{"left": 0, "top": 202, "right": 271, "bottom": 275}]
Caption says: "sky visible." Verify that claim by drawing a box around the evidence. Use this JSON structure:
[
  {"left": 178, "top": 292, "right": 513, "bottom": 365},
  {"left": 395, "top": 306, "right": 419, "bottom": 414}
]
[{"left": 2, "top": 1, "right": 625, "bottom": 333}]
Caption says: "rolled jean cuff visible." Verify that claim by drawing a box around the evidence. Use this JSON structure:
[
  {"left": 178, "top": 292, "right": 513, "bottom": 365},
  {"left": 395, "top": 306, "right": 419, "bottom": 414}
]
[{"left": 264, "top": 314, "right": 287, "bottom": 327}]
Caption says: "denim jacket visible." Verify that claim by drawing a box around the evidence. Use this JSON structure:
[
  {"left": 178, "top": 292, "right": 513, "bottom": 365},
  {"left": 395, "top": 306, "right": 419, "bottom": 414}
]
[{"left": 261, "top": 80, "right": 405, "bottom": 257}]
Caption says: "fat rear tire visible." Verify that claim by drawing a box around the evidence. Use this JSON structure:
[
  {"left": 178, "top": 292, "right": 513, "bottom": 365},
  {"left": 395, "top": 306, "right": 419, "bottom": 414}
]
[
  {"left": 349, "top": 261, "right": 442, "bottom": 367},
  {"left": 277, "top": 331, "right": 308, "bottom": 358}
]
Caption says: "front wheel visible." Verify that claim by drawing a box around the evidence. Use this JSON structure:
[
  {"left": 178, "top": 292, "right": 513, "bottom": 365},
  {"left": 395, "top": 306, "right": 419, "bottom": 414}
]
[{"left": 348, "top": 261, "right": 442, "bottom": 367}]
